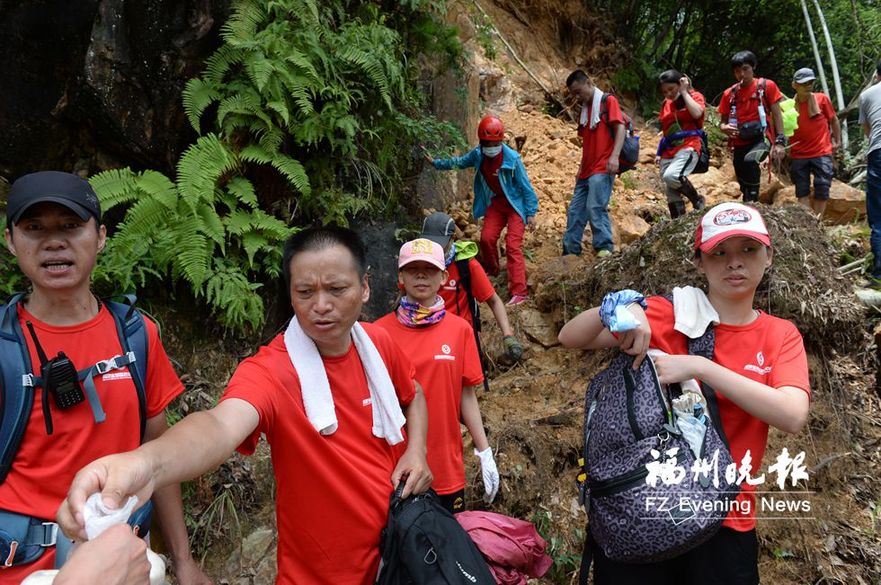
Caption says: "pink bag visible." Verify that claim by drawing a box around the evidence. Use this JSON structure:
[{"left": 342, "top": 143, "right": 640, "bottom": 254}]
[{"left": 456, "top": 511, "right": 553, "bottom": 585}]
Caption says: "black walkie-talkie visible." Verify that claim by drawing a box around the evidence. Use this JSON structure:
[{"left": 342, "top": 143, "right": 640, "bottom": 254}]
[{"left": 25, "top": 321, "right": 85, "bottom": 435}]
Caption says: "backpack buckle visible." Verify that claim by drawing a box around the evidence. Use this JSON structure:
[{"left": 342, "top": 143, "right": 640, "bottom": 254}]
[
  {"left": 94, "top": 352, "right": 135, "bottom": 375},
  {"left": 39, "top": 523, "right": 58, "bottom": 547}
]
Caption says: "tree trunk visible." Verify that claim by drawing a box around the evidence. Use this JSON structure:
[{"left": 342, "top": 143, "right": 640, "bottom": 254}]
[
  {"left": 800, "top": 0, "right": 830, "bottom": 97},
  {"left": 811, "top": 0, "right": 849, "bottom": 149}
]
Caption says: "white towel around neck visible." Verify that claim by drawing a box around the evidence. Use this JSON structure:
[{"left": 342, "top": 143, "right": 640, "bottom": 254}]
[
  {"left": 283, "top": 316, "right": 406, "bottom": 445},
  {"left": 579, "top": 87, "right": 605, "bottom": 130},
  {"left": 672, "top": 286, "right": 720, "bottom": 339}
]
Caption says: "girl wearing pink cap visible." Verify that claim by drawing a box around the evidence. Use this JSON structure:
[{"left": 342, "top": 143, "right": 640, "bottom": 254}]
[
  {"left": 375, "top": 238, "right": 499, "bottom": 512},
  {"left": 558, "top": 203, "right": 810, "bottom": 584}
]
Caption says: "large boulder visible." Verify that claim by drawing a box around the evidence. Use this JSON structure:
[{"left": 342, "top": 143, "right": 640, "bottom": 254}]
[
  {"left": 613, "top": 213, "right": 651, "bottom": 244},
  {"left": 0, "top": 0, "right": 226, "bottom": 178},
  {"left": 824, "top": 180, "right": 866, "bottom": 224}
]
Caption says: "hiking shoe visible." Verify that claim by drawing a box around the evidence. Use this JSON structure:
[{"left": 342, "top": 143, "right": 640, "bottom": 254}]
[
  {"left": 596, "top": 249, "right": 612, "bottom": 258},
  {"left": 506, "top": 294, "right": 529, "bottom": 306}
]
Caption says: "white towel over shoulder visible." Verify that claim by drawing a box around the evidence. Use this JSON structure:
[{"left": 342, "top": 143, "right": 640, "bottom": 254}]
[
  {"left": 579, "top": 88, "right": 605, "bottom": 130},
  {"left": 672, "top": 286, "right": 720, "bottom": 339},
  {"left": 283, "top": 317, "right": 406, "bottom": 445}
]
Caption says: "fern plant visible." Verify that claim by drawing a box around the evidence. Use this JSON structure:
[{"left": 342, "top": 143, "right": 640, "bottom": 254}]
[
  {"left": 91, "top": 138, "right": 293, "bottom": 331},
  {"left": 93, "top": 0, "right": 463, "bottom": 332}
]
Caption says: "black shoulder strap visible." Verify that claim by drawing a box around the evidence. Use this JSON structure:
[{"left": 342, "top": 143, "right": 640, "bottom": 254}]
[
  {"left": 105, "top": 295, "right": 149, "bottom": 442},
  {"left": 684, "top": 320, "right": 731, "bottom": 450},
  {"left": 0, "top": 294, "right": 35, "bottom": 485},
  {"left": 454, "top": 259, "right": 490, "bottom": 392}
]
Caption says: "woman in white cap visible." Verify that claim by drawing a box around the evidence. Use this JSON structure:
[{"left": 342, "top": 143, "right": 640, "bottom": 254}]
[{"left": 558, "top": 202, "right": 810, "bottom": 584}]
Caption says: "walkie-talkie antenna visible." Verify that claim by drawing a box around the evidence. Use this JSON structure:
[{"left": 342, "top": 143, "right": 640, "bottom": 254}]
[{"left": 25, "top": 321, "right": 50, "bottom": 366}]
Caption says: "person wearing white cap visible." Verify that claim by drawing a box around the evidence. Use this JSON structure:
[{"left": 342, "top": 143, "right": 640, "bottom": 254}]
[
  {"left": 789, "top": 67, "right": 841, "bottom": 217},
  {"left": 558, "top": 202, "right": 810, "bottom": 584},
  {"left": 859, "top": 57, "right": 881, "bottom": 282},
  {"left": 375, "top": 239, "right": 499, "bottom": 512}
]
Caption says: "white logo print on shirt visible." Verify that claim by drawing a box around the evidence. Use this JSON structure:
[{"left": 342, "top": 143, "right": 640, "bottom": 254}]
[
  {"left": 435, "top": 344, "right": 455, "bottom": 361},
  {"left": 744, "top": 351, "right": 772, "bottom": 375}
]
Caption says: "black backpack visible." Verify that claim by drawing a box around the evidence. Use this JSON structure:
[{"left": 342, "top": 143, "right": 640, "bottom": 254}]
[
  {"left": 376, "top": 486, "right": 496, "bottom": 585},
  {"left": 454, "top": 258, "right": 490, "bottom": 392}
]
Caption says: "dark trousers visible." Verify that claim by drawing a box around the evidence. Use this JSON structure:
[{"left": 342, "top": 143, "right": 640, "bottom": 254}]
[
  {"left": 585, "top": 527, "right": 760, "bottom": 585},
  {"left": 732, "top": 140, "right": 768, "bottom": 202}
]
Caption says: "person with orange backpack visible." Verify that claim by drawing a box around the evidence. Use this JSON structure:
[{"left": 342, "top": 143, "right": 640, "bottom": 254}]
[
  {"left": 427, "top": 116, "right": 539, "bottom": 306},
  {"left": 718, "top": 51, "right": 787, "bottom": 203}
]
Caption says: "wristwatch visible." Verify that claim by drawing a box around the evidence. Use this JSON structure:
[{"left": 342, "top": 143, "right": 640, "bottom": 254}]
[{"left": 774, "top": 134, "right": 787, "bottom": 147}]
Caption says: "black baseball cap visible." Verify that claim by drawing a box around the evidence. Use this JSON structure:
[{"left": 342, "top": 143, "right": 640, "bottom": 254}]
[
  {"left": 421, "top": 212, "right": 456, "bottom": 247},
  {"left": 6, "top": 171, "right": 101, "bottom": 227}
]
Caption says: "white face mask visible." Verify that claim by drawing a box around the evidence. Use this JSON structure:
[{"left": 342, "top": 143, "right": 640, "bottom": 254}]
[{"left": 481, "top": 145, "right": 502, "bottom": 158}]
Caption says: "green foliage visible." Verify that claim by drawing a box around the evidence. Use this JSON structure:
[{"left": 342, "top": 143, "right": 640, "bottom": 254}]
[
  {"left": 91, "top": 161, "right": 293, "bottom": 332},
  {"left": 94, "top": 0, "right": 463, "bottom": 332},
  {"left": 532, "top": 510, "right": 584, "bottom": 584},
  {"left": 593, "top": 0, "right": 881, "bottom": 131}
]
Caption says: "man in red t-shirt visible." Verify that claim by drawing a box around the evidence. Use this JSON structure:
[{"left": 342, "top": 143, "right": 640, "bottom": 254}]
[
  {"left": 421, "top": 212, "right": 524, "bottom": 365},
  {"left": 59, "top": 226, "right": 432, "bottom": 585},
  {"left": 563, "top": 70, "right": 625, "bottom": 257},
  {"left": 376, "top": 238, "right": 497, "bottom": 513},
  {"left": 718, "top": 51, "right": 787, "bottom": 203},
  {"left": 788, "top": 67, "right": 842, "bottom": 217},
  {"left": 1, "top": 171, "right": 207, "bottom": 584}
]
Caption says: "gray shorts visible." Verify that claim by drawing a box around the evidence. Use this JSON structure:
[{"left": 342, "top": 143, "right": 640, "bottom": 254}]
[{"left": 790, "top": 156, "right": 833, "bottom": 199}]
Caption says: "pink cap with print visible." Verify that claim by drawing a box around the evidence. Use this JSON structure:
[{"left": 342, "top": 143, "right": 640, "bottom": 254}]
[
  {"left": 694, "top": 202, "right": 771, "bottom": 253},
  {"left": 398, "top": 238, "right": 445, "bottom": 271}
]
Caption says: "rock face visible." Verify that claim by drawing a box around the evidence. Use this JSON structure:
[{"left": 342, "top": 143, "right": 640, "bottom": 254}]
[{"left": 0, "top": 0, "right": 226, "bottom": 178}]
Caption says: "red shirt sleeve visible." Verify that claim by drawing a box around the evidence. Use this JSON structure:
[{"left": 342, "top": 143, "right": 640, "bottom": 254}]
[
  {"left": 644, "top": 296, "right": 686, "bottom": 355},
  {"left": 604, "top": 95, "right": 625, "bottom": 126},
  {"left": 767, "top": 321, "right": 811, "bottom": 396},
  {"left": 143, "top": 316, "right": 185, "bottom": 417},
  {"left": 764, "top": 79, "right": 784, "bottom": 105},
  {"left": 468, "top": 259, "right": 496, "bottom": 303},
  {"left": 819, "top": 93, "right": 835, "bottom": 122},
  {"left": 222, "top": 348, "right": 282, "bottom": 454},
  {"left": 718, "top": 89, "right": 733, "bottom": 120}
]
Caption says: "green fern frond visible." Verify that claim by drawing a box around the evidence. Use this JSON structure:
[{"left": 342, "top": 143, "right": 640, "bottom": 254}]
[
  {"left": 270, "top": 154, "right": 311, "bottom": 195},
  {"left": 265, "top": 100, "right": 290, "bottom": 126},
  {"left": 135, "top": 171, "right": 178, "bottom": 208},
  {"left": 239, "top": 144, "right": 274, "bottom": 165},
  {"left": 243, "top": 51, "right": 274, "bottom": 92},
  {"left": 225, "top": 176, "right": 258, "bottom": 208},
  {"left": 176, "top": 134, "right": 239, "bottom": 203},
  {"left": 182, "top": 78, "right": 222, "bottom": 133},
  {"left": 196, "top": 205, "right": 226, "bottom": 252},
  {"left": 89, "top": 168, "right": 140, "bottom": 211},
  {"left": 224, "top": 209, "right": 253, "bottom": 236},
  {"left": 175, "top": 232, "right": 212, "bottom": 289},
  {"left": 216, "top": 92, "right": 261, "bottom": 129},
  {"left": 114, "top": 198, "right": 174, "bottom": 241},
  {"left": 221, "top": 0, "right": 267, "bottom": 46},
  {"left": 241, "top": 231, "right": 269, "bottom": 267},
  {"left": 203, "top": 45, "right": 244, "bottom": 85}
]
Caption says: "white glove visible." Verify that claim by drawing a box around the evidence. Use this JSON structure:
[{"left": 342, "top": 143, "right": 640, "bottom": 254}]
[{"left": 475, "top": 447, "right": 500, "bottom": 503}]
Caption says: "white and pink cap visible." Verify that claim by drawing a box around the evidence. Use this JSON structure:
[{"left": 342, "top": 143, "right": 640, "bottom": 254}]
[
  {"left": 398, "top": 238, "right": 445, "bottom": 270},
  {"left": 694, "top": 202, "right": 771, "bottom": 253}
]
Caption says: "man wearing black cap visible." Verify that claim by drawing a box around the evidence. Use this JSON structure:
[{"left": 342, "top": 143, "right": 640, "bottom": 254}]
[
  {"left": 1, "top": 171, "right": 209, "bottom": 583},
  {"left": 420, "top": 212, "right": 523, "bottom": 365},
  {"left": 789, "top": 67, "right": 841, "bottom": 217}
]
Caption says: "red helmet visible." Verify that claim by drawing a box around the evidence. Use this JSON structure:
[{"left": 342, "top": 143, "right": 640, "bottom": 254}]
[{"left": 477, "top": 116, "right": 505, "bottom": 141}]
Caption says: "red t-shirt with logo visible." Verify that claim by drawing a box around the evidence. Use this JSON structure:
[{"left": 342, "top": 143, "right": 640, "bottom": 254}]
[
  {"left": 718, "top": 78, "right": 785, "bottom": 147},
  {"left": 0, "top": 305, "right": 182, "bottom": 580},
  {"left": 439, "top": 259, "right": 496, "bottom": 328},
  {"left": 221, "top": 323, "right": 416, "bottom": 585},
  {"left": 374, "top": 312, "right": 484, "bottom": 494},
  {"left": 790, "top": 92, "right": 836, "bottom": 159},
  {"left": 577, "top": 95, "right": 625, "bottom": 179},
  {"left": 480, "top": 151, "right": 505, "bottom": 198},
  {"left": 645, "top": 297, "right": 810, "bottom": 532},
  {"left": 659, "top": 90, "right": 706, "bottom": 158}
]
